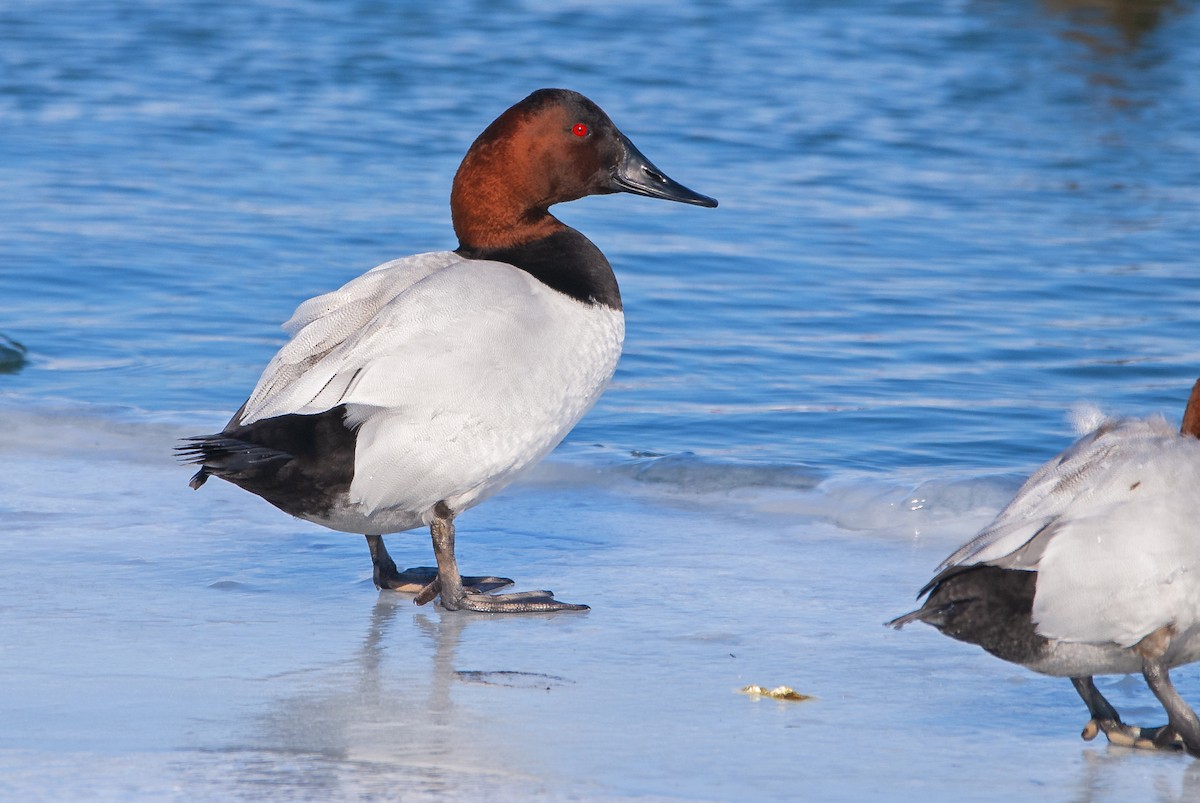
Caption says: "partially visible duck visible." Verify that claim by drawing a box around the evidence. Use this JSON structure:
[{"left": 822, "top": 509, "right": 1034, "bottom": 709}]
[
  {"left": 890, "top": 380, "right": 1200, "bottom": 755},
  {"left": 179, "top": 89, "right": 716, "bottom": 613}
]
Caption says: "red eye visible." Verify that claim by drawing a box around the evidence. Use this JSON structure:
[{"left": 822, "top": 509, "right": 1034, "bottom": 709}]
[{"left": 572, "top": 123, "right": 589, "bottom": 137}]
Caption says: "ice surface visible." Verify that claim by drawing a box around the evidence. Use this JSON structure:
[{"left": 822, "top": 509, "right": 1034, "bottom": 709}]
[{"left": 3, "top": 409, "right": 1200, "bottom": 801}]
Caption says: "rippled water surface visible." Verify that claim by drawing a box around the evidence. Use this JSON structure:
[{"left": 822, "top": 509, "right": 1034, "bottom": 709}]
[{"left": 2, "top": 1, "right": 1200, "bottom": 800}]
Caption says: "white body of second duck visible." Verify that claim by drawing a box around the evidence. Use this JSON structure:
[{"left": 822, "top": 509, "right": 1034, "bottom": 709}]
[{"left": 892, "top": 381, "right": 1200, "bottom": 755}]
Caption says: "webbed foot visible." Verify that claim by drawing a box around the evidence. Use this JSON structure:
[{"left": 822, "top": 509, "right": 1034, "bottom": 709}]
[
  {"left": 435, "top": 588, "right": 589, "bottom": 614},
  {"left": 378, "top": 565, "right": 514, "bottom": 595},
  {"left": 365, "top": 534, "right": 512, "bottom": 594},
  {"left": 1082, "top": 719, "right": 1184, "bottom": 751},
  {"left": 1070, "top": 676, "right": 1185, "bottom": 753},
  {"left": 416, "top": 505, "right": 588, "bottom": 614}
]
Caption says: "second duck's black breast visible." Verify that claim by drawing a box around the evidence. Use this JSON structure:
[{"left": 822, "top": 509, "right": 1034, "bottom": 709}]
[{"left": 458, "top": 227, "right": 622, "bottom": 311}]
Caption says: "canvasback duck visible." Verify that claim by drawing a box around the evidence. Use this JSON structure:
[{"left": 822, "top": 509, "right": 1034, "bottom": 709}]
[
  {"left": 179, "top": 88, "right": 716, "bottom": 613},
  {"left": 890, "top": 380, "right": 1200, "bottom": 755}
]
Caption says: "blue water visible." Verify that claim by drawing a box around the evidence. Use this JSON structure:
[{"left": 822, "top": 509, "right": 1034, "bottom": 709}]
[
  {"left": 3, "top": 1, "right": 1200, "bottom": 800},
  {"left": 5, "top": 0, "right": 1199, "bottom": 474}
]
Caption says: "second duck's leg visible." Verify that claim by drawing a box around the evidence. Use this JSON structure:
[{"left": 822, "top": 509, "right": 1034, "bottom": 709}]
[
  {"left": 1073, "top": 676, "right": 1121, "bottom": 728},
  {"left": 365, "top": 533, "right": 512, "bottom": 594},
  {"left": 1143, "top": 656, "right": 1200, "bottom": 757},
  {"left": 422, "top": 502, "right": 589, "bottom": 613}
]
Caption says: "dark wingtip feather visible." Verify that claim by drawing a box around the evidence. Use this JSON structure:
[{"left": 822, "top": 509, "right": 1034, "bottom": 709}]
[
  {"left": 176, "top": 436, "right": 214, "bottom": 488},
  {"left": 188, "top": 468, "right": 209, "bottom": 489},
  {"left": 885, "top": 609, "right": 927, "bottom": 630},
  {"left": 175, "top": 437, "right": 211, "bottom": 464},
  {"left": 174, "top": 434, "right": 294, "bottom": 487},
  {"left": 887, "top": 569, "right": 961, "bottom": 629}
]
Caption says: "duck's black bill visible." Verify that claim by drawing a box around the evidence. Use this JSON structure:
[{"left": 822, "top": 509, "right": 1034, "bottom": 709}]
[{"left": 610, "top": 135, "right": 718, "bottom": 208}]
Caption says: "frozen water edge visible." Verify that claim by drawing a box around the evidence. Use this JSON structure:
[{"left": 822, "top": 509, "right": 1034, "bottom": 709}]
[{"left": 3, "top": 409, "right": 1200, "bottom": 801}]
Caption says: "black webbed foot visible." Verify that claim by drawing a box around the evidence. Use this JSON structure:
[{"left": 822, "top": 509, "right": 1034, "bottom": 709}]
[
  {"left": 378, "top": 564, "right": 514, "bottom": 595},
  {"left": 418, "top": 506, "right": 588, "bottom": 614},
  {"left": 432, "top": 587, "right": 589, "bottom": 613}
]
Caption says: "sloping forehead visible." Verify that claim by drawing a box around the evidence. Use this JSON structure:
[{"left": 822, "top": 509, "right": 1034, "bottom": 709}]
[{"left": 516, "top": 88, "right": 614, "bottom": 128}]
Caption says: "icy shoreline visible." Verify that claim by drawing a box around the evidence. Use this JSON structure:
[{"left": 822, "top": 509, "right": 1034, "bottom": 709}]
[{"left": 2, "top": 407, "right": 1200, "bottom": 800}]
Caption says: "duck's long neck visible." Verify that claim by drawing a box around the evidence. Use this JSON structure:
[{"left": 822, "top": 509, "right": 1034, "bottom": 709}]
[
  {"left": 448, "top": 108, "right": 622, "bottom": 311},
  {"left": 450, "top": 131, "right": 565, "bottom": 252}
]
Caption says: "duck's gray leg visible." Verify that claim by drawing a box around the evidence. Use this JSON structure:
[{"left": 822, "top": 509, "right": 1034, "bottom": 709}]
[
  {"left": 1073, "top": 676, "right": 1121, "bottom": 724},
  {"left": 365, "top": 533, "right": 512, "bottom": 594},
  {"left": 1142, "top": 656, "right": 1200, "bottom": 757},
  {"left": 416, "top": 503, "right": 588, "bottom": 613}
]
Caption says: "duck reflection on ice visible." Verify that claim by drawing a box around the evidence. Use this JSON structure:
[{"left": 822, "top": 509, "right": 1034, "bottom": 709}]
[{"left": 218, "top": 597, "right": 573, "bottom": 797}]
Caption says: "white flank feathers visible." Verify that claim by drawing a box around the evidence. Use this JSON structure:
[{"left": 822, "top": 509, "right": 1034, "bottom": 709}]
[
  {"left": 938, "top": 413, "right": 1200, "bottom": 652},
  {"left": 238, "top": 251, "right": 624, "bottom": 530}
]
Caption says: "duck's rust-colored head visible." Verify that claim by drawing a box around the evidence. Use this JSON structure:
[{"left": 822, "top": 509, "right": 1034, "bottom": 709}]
[{"left": 451, "top": 88, "right": 716, "bottom": 252}]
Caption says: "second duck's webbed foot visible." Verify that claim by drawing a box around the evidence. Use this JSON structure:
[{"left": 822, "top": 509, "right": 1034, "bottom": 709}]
[
  {"left": 1070, "top": 676, "right": 1182, "bottom": 751},
  {"left": 1082, "top": 719, "right": 1184, "bottom": 751}
]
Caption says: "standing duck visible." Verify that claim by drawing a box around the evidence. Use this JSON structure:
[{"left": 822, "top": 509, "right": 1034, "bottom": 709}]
[
  {"left": 890, "top": 381, "right": 1200, "bottom": 755},
  {"left": 179, "top": 88, "right": 716, "bottom": 613}
]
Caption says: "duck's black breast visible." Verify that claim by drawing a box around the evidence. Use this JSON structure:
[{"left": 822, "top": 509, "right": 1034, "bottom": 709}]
[
  {"left": 178, "top": 405, "right": 356, "bottom": 520},
  {"left": 457, "top": 227, "right": 622, "bottom": 311}
]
